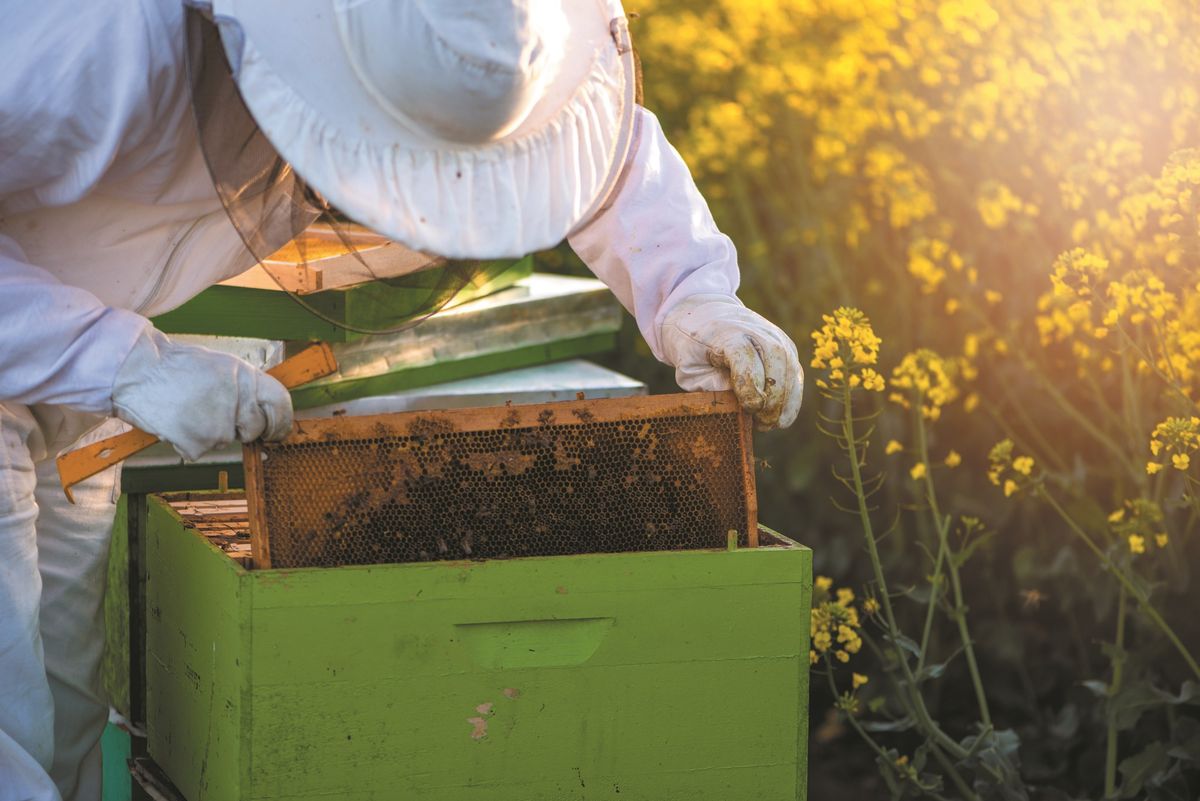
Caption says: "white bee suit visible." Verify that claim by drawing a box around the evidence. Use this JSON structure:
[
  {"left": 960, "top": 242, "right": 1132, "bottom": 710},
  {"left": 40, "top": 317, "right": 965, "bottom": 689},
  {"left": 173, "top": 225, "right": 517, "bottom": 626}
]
[{"left": 0, "top": 1, "right": 800, "bottom": 799}]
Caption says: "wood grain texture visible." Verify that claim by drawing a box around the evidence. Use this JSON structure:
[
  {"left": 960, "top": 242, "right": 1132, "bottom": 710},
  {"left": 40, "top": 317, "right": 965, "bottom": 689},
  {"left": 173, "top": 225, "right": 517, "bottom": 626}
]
[
  {"left": 268, "top": 342, "right": 338, "bottom": 388},
  {"left": 738, "top": 409, "right": 760, "bottom": 548},
  {"left": 285, "top": 390, "right": 741, "bottom": 442},
  {"left": 57, "top": 430, "right": 159, "bottom": 502},
  {"left": 242, "top": 443, "right": 271, "bottom": 570}
]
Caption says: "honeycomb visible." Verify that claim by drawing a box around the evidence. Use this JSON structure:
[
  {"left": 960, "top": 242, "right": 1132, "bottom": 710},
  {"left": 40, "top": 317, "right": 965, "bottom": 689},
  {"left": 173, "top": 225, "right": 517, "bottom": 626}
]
[{"left": 245, "top": 392, "right": 756, "bottom": 568}]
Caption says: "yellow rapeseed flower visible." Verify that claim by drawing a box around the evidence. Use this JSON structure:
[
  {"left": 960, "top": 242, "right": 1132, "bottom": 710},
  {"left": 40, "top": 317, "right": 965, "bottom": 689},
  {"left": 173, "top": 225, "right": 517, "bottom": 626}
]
[
  {"left": 1110, "top": 499, "right": 1166, "bottom": 554},
  {"left": 885, "top": 439, "right": 904, "bottom": 455},
  {"left": 944, "top": 450, "right": 962, "bottom": 468},
  {"left": 852, "top": 673, "right": 869, "bottom": 689},
  {"left": 1149, "top": 417, "right": 1200, "bottom": 473},
  {"left": 1051, "top": 248, "right": 1110, "bottom": 300},
  {"left": 891, "top": 349, "right": 960, "bottom": 420},
  {"left": 810, "top": 308, "right": 886, "bottom": 394},
  {"left": 911, "top": 463, "right": 928, "bottom": 480},
  {"left": 989, "top": 439, "right": 1035, "bottom": 498}
]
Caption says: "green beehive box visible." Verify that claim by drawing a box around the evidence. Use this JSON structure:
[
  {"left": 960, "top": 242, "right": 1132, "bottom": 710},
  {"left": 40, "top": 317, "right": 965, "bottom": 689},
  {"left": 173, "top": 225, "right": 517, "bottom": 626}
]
[{"left": 144, "top": 494, "right": 811, "bottom": 801}]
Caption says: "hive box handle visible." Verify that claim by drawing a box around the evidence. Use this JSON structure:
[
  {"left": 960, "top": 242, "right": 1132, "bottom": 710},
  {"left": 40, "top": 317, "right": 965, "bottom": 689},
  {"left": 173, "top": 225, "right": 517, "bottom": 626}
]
[{"left": 456, "top": 618, "right": 614, "bottom": 669}]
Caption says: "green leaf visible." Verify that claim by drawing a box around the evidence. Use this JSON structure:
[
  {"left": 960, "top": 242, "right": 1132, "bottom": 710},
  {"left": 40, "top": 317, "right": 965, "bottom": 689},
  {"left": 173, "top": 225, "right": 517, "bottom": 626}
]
[
  {"left": 861, "top": 716, "right": 916, "bottom": 733},
  {"left": 1111, "top": 680, "right": 1169, "bottom": 731},
  {"left": 1166, "top": 717, "right": 1200, "bottom": 763},
  {"left": 1119, "top": 742, "right": 1170, "bottom": 799},
  {"left": 1146, "top": 762, "right": 1193, "bottom": 801},
  {"left": 1152, "top": 681, "right": 1200, "bottom": 707},
  {"left": 916, "top": 660, "right": 948, "bottom": 682},
  {"left": 884, "top": 632, "right": 922, "bottom": 659},
  {"left": 951, "top": 530, "right": 997, "bottom": 568},
  {"left": 874, "top": 752, "right": 906, "bottom": 800}
]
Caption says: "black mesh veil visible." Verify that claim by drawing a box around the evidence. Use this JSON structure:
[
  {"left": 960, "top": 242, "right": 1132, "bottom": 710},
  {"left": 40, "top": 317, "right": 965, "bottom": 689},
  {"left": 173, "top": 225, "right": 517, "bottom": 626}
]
[{"left": 184, "top": 5, "right": 481, "bottom": 336}]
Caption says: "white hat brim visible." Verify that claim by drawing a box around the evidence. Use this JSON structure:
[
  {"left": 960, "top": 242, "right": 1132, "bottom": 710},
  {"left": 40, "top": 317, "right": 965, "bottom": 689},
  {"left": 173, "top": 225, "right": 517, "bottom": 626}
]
[{"left": 210, "top": 0, "right": 636, "bottom": 260}]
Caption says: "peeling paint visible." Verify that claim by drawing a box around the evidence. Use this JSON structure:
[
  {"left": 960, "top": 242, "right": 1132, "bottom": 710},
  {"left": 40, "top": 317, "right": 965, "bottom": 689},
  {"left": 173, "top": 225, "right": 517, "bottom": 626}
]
[
  {"left": 475, "top": 702, "right": 494, "bottom": 716},
  {"left": 466, "top": 716, "right": 488, "bottom": 740},
  {"left": 503, "top": 687, "right": 521, "bottom": 699}
]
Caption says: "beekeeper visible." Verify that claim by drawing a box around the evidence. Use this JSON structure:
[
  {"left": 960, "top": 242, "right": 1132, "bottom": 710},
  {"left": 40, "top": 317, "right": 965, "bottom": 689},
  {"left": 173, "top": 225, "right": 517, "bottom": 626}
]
[{"left": 0, "top": 1, "right": 803, "bottom": 799}]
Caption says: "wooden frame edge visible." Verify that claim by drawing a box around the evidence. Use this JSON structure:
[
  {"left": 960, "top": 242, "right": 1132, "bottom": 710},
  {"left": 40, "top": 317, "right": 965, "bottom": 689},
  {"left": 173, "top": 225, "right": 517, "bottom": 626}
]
[
  {"left": 281, "top": 390, "right": 741, "bottom": 445},
  {"left": 737, "top": 408, "right": 760, "bottom": 548},
  {"left": 242, "top": 443, "right": 272, "bottom": 569}
]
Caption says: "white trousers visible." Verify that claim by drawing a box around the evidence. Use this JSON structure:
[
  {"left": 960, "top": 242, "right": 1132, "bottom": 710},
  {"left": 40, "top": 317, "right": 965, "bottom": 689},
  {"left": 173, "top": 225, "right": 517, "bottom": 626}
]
[{"left": 0, "top": 404, "right": 123, "bottom": 801}]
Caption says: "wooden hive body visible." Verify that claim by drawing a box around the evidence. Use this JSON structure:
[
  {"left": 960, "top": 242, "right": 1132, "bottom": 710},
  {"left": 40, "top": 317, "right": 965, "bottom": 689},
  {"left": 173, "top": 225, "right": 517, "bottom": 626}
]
[{"left": 144, "top": 493, "right": 812, "bottom": 801}]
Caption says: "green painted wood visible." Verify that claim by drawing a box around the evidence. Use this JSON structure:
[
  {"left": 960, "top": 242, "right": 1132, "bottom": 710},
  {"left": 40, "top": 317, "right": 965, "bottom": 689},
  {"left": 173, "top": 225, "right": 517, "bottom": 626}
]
[
  {"left": 151, "top": 257, "right": 532, "bottom": 342},
  {"left": 145, "top": 498, "right": 249, "bottom": 801},
  {"left": 290, "top": 332, "right": 618, "bottom": 410},
  {"left": 145, "top": 495, "right": 811, "bottom": 801},
  {"left": 122, "top": 465, "right": 244, "bottom": 496},
  {"left": 102, "top": 496, "right": 131, "bottom": 718},
  {"left": 101, "top": 722, "right": 133, "bottom": 801}
]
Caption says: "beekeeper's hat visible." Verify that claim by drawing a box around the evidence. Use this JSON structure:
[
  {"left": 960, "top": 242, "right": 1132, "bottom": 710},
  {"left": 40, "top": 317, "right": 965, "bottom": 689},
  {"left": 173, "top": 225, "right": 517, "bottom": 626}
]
[{"left": 194, "top": 0, "right": 637, "bottom": 259}]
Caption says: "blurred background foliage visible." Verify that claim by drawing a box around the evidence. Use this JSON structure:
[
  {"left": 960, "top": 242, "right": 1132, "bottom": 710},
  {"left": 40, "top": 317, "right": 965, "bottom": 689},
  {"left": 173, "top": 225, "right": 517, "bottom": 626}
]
[{"left": 539, "top": 0, "right": 1200, "bottom": 797}]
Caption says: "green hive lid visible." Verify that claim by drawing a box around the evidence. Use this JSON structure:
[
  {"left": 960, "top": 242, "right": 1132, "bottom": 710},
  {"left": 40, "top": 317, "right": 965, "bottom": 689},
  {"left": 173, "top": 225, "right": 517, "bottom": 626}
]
[{"left": 152, "top": 256, "right": 533, "bottom": 343}]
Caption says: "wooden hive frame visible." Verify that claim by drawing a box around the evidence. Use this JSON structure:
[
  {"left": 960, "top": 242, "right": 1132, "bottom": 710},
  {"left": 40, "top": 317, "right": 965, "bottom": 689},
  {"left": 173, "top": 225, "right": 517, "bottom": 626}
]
[{"left": 243, "top": 390, "right": 757, "bottom": 569}]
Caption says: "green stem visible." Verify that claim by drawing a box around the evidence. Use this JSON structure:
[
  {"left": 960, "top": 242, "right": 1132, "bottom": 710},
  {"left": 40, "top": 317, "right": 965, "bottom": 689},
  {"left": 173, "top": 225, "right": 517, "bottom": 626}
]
[
  {"left": 1182, "top": 475, "right": 1200, "bottom": 540},
  {"left": 840, "top": 385, "right": 973, "bottom": 761},
  {"left": 915, "top": 405, "right": 992, "bottom": 728},
  {"left": 986, "top": 384, "right": 1070, "bottom": 474},
  {"left": 916, "top": 516, "right": 949, "bottom": 675},
  {"left": 1038, "top": 486, "right": 1200, "bottom": 681},
  {"left": 928, "top": 742, "right": 984, "bottom": 801},
  {"left": 822, "top": 667, "right": 958, "bottom": 801},
  {"left": 1104, "top": 585, "right": 1128, "bottom": 800}
]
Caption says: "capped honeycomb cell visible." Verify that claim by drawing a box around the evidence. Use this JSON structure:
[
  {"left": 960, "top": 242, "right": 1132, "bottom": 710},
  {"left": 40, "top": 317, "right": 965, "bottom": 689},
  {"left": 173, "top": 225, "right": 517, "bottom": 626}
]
[{"left": 243, "top": 391, "right": 757, "bottom": 568}]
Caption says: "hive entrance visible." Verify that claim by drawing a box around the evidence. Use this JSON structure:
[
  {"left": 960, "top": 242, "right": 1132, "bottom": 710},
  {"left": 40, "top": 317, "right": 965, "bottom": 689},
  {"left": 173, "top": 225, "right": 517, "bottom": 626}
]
[{"left": 240, "top": 391, "right": 757, "bottom": 569}]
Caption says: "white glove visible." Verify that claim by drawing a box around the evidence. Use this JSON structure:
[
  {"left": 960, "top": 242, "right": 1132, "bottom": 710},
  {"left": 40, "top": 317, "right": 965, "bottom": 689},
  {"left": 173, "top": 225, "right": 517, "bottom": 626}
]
[
  {"left": 111, "top": 329, "right": 293, "bottom": 461},
  {"left": 660, "top": 294, "right": 803, "bottom": 430}
]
